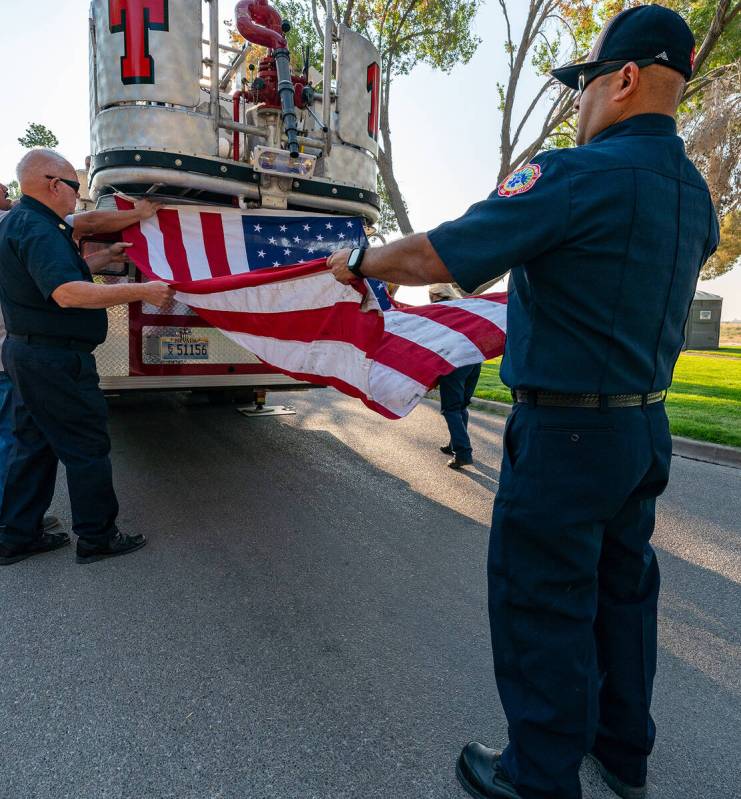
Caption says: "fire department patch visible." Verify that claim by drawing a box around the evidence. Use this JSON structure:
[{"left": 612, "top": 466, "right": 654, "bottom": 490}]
[{"left": 497, "top": 163, "right": 542, "bottom": 197}]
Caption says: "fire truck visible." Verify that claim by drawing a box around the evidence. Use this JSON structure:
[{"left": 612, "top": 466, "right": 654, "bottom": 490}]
[{"left": 86, "top": 0, "right": 381, "bottom": 403}]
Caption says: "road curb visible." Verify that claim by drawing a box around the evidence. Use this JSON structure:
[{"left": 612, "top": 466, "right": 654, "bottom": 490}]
[
  {"left": 670, "top": 436, "right": 741, "bottom": 469},
  {"left": 427, "top": 392, "right": 741, "bottom": 470}
]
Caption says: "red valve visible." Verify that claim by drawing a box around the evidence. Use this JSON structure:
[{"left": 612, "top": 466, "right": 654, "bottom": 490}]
[{"left": 234, "top": 0, "right": 286, "bottom": 50}]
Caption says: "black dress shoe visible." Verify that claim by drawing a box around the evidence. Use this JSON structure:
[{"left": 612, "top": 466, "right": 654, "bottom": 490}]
[
  {"left": 76, "top": 531, "right": 147, "bottom": 564},
  {"left": 42, "top": 515, "right": 60, "bottom": 532},
  {"left": 448, "top": 456, "right": 473, "bottom": 470},
  {"left": 0, "top": 531, "right": 71, "bottom": 566},
  {"left": 440, "top": 444, "right": 454, "bottom": 455},
  {"left": 586, "top": 754, "right": 647, "bottom": 799},
  {"left": 456, "top": 743, "right": 522, "bottom": 799}
]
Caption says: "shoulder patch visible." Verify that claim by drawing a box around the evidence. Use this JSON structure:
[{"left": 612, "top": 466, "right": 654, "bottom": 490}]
[{"left": 497, "top": 163, "right": 542, "bottom": 197}]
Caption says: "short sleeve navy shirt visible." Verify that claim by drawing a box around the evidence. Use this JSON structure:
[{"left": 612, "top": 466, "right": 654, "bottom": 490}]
[
  {"left": 0, "top": 196, "right": 107, "bottom": 345},
  {"left": 428, "top": 114, "right": 720, "bottom": 394}
]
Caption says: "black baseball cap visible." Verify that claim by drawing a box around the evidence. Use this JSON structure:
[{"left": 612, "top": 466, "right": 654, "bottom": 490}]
[{"left": 551, "top": 5, "right": 695, "bottom": 91}]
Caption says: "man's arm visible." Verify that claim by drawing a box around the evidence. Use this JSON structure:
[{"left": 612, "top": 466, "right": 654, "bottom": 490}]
[
  {"left": 52, "top": 280, "right": 174, "bottom": 310},
  {"left": 71, "top": 198, "right": 161, "bottom": 237},
  {"left": 330, "top": 152, "right": 571, "bottom": 292},
  {"left": 328, "top": 233, "right": 453, "bottom": 286},
  {"left": 84, "top": 242, "right": 132, "bottom": 274}
]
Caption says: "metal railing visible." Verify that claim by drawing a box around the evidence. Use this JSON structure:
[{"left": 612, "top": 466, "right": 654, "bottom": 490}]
[{"left": 204, "top": 0, "right": 330, "bottom": 159}]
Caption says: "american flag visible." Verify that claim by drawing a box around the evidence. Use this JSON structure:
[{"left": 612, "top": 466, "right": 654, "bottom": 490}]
[
  {"left": 117, "top": 200, "right": 506, "bottom": 418},
  {"left": 243, "top": 214, "right": 393, "bottom": 309}
]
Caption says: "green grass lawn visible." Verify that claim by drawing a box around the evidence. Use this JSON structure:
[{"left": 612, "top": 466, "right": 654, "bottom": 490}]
[
  {"left": 687, "top": 347, "right": 741, "bottom": 359},
  {"left": 475, "top": 350, "right": 741, "bottom": 448}
]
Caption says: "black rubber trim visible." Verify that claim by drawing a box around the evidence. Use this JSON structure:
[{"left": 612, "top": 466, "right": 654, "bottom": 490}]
[
  {"left": 91, "top": 149, "right": 380, "bottom": 209},
  {"left": 97, "top": 184, "right": 238, "bottom": 207}
]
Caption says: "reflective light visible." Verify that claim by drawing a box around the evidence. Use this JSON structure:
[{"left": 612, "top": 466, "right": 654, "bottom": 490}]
[{"left": 253, "top": 146, "right": 316, "bottom": 179}]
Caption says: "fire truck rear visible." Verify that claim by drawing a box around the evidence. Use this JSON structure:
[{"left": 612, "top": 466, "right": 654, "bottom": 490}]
[{"left": 87, "top": 0, "right": 381, "bottom": 402}]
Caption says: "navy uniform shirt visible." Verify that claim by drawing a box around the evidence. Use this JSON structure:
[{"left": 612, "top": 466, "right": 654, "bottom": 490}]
[
  {"left": 428, "top": 114, "right": 720, "bottom": 394},
  {"left": 0, "top": 196, "right": 107, "bottom": 346}
]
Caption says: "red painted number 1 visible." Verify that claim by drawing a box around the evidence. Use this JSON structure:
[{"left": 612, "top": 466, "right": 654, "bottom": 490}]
[
  {"left": 109, "top": 0, "right": 169, "bottom": 85},
  {"left": 367, "top": 62, "right": 380, "bottom": 141}
]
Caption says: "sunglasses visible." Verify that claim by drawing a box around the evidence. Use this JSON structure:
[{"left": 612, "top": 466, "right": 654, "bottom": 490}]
[
  {"left": 45, "top": 175, "right": 81, "bottom": 193},
  {"left": 578, "top": 58, "right": 655, "bottom": 94}
]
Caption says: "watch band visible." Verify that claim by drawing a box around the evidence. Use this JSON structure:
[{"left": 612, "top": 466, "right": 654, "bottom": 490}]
[{"left": 347, "top": 246, "right": 367, "bottom": 278}]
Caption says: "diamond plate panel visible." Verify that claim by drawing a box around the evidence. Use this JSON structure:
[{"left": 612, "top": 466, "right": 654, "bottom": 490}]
[
  {"left": 142, "top": 297, "right": 198, "bottom": 316},
  {"left": 94, "top": 277, "right": 131, "bottom": 377}
]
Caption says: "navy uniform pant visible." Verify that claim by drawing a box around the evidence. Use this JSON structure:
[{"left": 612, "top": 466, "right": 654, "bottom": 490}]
[
  {"left": 490, "top": 401, "right": 671, "bottom": 799},
  {"left": 0, "top": 338, "right": 119, "bottom": 547},
  {"left": 439, "top": 362, "right": 482, "bottom": 460}
]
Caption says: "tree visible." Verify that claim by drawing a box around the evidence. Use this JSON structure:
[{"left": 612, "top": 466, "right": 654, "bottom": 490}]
[
  {"left": 682, "top": 62, "right": 740, "bottom": 279},
  {"left": 494, "top": 0, "right": 740, "bottom": 277},
  {"left": 346, "top": 0, "right": 482, "bottom": 235},
  {"left": 5, "top": 181, "right": 20, "bottom": 201},
  {"left": 229, "top": 0, "right": 482, "bottom": 235},
  {"left": 17, "top": 122, "right": 59, "bottom": 149}
]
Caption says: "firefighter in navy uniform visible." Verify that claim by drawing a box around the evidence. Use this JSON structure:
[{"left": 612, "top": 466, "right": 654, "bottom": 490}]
[
  {"left": 328, "top": 7, "right": 719, "bottom": 799},
  {"left": 0, "top": 150, "right": 173, "bottom": 567},
  {"left": 429, "top": 283, "right": 483, "bottom": 470}
]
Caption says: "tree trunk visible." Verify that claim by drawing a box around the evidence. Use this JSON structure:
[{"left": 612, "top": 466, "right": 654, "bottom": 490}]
[
  {"left": 376, "top": 59, "right": 414, "bottom": 235},
  {"left": 377, "top": 143, "right": 414, "bottom": 235}
]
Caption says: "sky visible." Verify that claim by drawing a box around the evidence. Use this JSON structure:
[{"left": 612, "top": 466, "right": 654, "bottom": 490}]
[{"left": 1, "top": 0, "right": 738, "bottom": 318}]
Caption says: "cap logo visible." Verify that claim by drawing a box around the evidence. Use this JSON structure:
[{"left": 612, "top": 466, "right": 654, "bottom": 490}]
[
  {"left": 690, "top": 47, "right": 696, "bottom": 70},
  {"left": 656, "top": 51, "right": 669, "bottom": 61},
  {"left": 498, "top": 163, "right": 542, "bottom": 198}
]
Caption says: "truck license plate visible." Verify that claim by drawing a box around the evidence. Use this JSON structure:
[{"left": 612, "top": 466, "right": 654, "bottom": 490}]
[{"left": 159, "top": 337, "right": 209, "bottom": 361}]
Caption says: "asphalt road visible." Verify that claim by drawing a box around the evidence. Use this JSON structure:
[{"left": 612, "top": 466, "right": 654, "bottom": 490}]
[{"left": 1, "top": 390, "right": 739, "bottom": 799}]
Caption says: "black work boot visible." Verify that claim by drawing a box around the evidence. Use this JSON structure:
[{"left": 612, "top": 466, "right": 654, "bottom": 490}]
[
  {"left": 42, "top": 515, "right": 60, "bottom": 532},
  {"left": 448, "top": 455, "right": 473, "bottom": 470},
  {"left": 0, "top": 531, "right": 71, "bottom": 566},
  {"left": 76, "top": 531, "right": 147, "bottom": 564},
  {"left": 456, "top": 743, "right": 523, "bottom": 799},
  {"left": 587, "top": 754, "right": 647, "bottom": 799}
]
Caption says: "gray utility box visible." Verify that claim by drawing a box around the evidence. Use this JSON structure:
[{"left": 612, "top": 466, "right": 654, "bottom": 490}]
[{"left": 684, "top": 290, "right": 723, "bottom": 350}]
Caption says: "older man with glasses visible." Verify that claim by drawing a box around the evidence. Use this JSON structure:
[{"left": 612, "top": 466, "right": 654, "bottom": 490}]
[
  {"left": 0, "top": 149, "right": 174, "bottom": 566},
  {"left": 0, "top": 181, "right": 62, "bottom": 532},
  {"left": 0, "top": 178, "right": 162, "bottom": 527}
]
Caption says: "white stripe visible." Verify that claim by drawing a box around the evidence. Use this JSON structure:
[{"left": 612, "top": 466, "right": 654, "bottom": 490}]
[
  {"left": 447, "top": 297, "right": 508, "bottom": 332},
  {"left": 218, "top": 330, "right": 378, "bottom": 402},
  {"left": 176, "top": 271, "right": 362, "bottom": 315},
  {"left": 139, "top": 216, "right": 174, "bottom": 281},
  {"left": 221, "top": 212, "right": 249, "bottom": 275},
  {"left": 383, "top": 311, "right": 485, "bottom": 367},
  {"left": 177, "top": 208, "right": 212, "bottom": 280},
  {"left": 368, "top": 362, "right": 428, "bottom": 417}
]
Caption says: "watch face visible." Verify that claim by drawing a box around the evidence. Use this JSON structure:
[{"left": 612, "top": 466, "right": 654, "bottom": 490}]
[{"left": 348, "top": 249, "right": 360, "bottom": 268}]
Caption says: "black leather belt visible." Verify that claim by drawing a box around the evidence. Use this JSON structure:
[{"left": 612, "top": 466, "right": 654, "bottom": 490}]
[
  {"left": 512, "top": 389, "right": 666, "bottom": 409},
  {"left": 9, "top": 333, "right": 97, "bottom": 353}
]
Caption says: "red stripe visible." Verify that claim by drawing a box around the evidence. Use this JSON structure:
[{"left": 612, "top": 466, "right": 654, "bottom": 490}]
[
  {"left": 372, "top": 332, "right": 455, "bottom": 388},
  {"left": 200, "top": 212, "right": 231, "bottom": 278},
  {"left": 118, "top": 216, "right": 154, "bottom": 277},
  {"left": 157, "top": 210, "right": 192, "bottom": 282},
  {"left": 188, "top": 301, "right": 382, "bottom": 350},
  {"left": 187, "top": 301, "right": 474, "bottom": 390},
  {"left": 182, "top": 305, "right": 398, "bottom": 417},
  {"left": 405, "top": 304, "right": 506, "bottom": 360},
  {"left": 134, "top": 254, "right": 342, "bottom": 294},
  {"left": 268, "top": 369, "right": 400, "bottom": 419}
]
